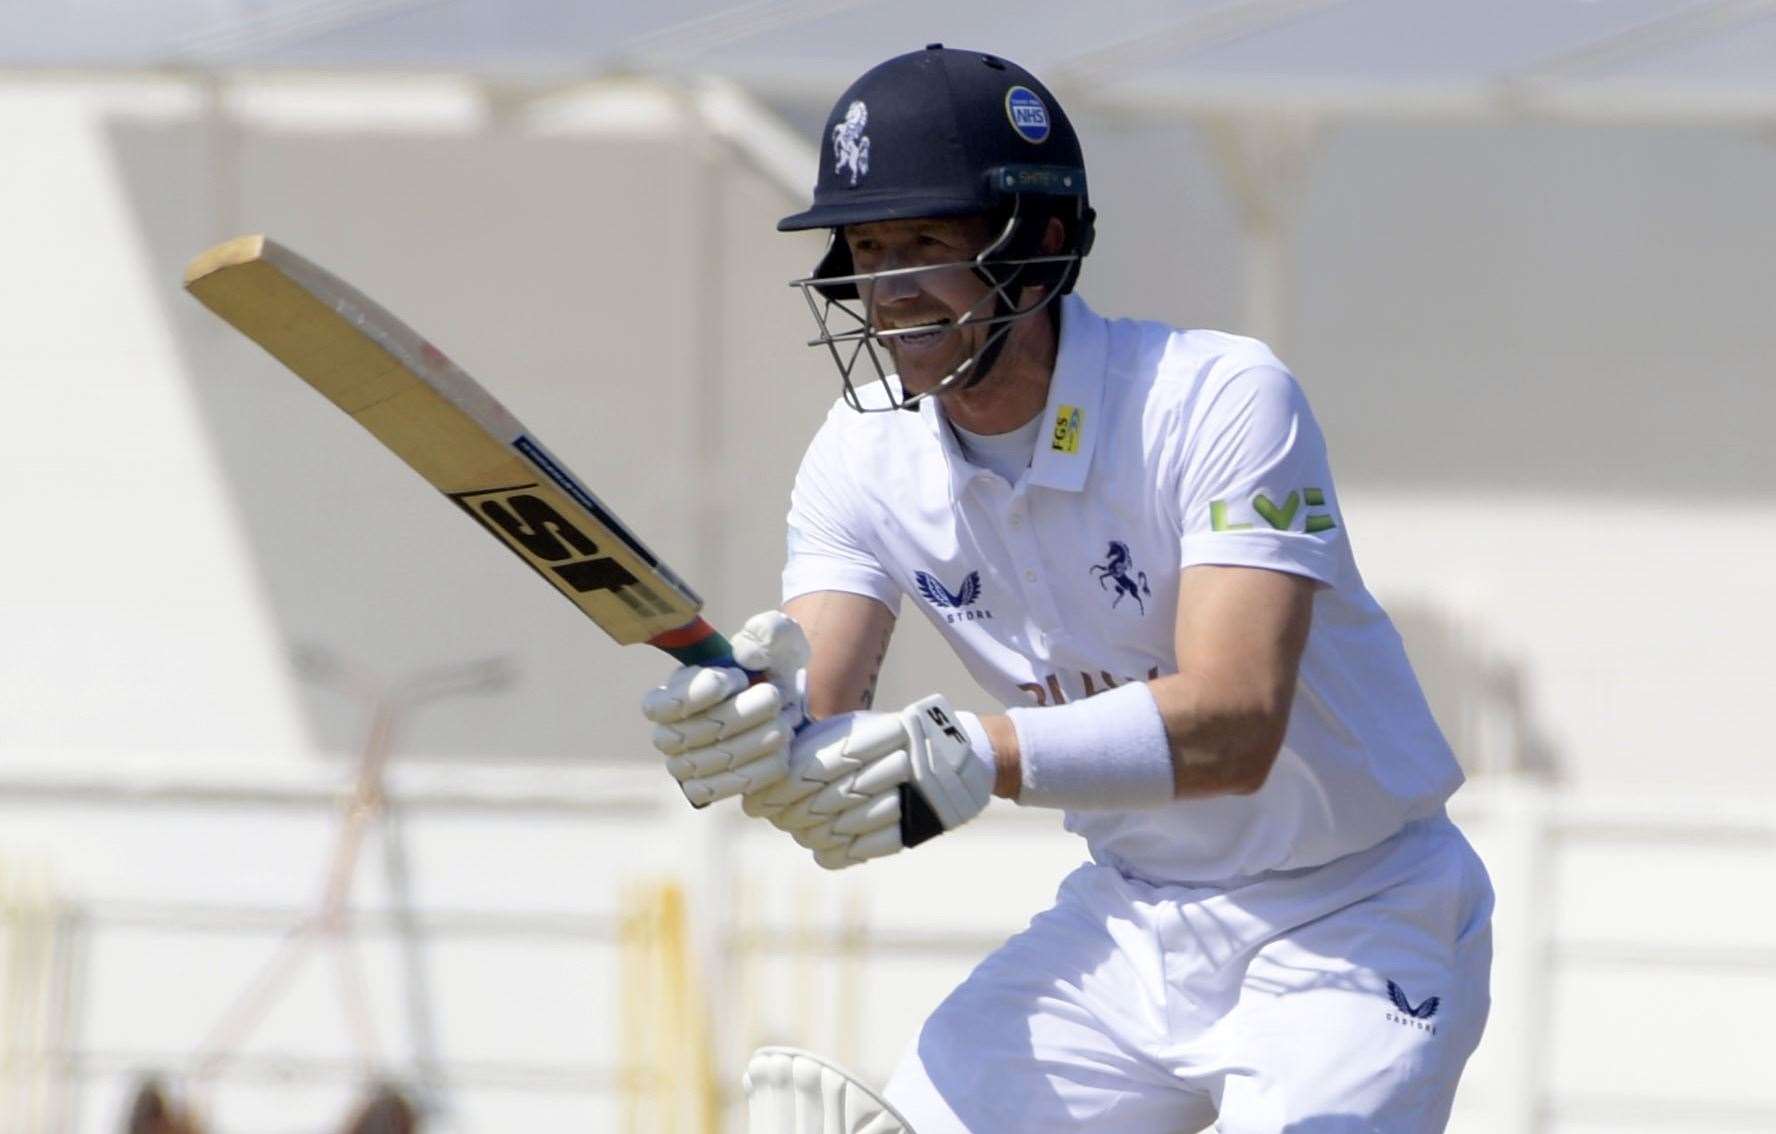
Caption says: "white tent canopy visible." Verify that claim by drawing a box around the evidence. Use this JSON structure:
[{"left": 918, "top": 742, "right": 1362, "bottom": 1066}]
[
  {"left": 12, "top": 0, "right": 1776, "bottom": 123},
  {"left": 13, "top": 1, "right": 1776, "bottom": 376}
]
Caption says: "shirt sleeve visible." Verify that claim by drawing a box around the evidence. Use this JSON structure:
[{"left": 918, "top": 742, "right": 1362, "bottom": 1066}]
[
  {"left": 1174, "top": 364, "right": 1345, "bottom": 585},
  {"left": 781, "top": 412, "right": 904, "bottom": 614}
]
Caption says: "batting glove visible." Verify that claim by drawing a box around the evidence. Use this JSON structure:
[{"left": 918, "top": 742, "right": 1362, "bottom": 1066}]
[
  {"left": 642, "top": 610, "right": 808, "bottom": 807},
  {"left": 743, "top": 694, "right": 994, "bottom": 870}
]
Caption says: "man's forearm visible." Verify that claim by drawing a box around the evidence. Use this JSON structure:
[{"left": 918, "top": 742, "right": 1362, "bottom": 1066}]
[
  {"left": 1147, "top": 670, "right": 1290, "bottom": 796},
  {"left": 782, "top": 591, "right": 897, "bottom": 719},
  {"left": 976, "top": 670, "right": 1289, "bottom": 803}
]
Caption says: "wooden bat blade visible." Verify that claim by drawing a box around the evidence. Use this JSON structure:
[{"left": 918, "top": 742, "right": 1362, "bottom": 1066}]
[{"left": 184, "top": 234, "right": 731, "bottom": 666}]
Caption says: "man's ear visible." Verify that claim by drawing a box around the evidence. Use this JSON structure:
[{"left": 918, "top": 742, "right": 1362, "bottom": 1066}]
[{"left": 1042, "top": 215, "right": 1066, "bottom": 255}]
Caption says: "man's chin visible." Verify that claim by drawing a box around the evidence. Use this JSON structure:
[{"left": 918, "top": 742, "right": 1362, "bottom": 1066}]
[
  {"left": 888, "top": 349, "right": 967, "bottom": 394},
  {"left": 892, "top": 364, "right": 956, "bottom": 401}
]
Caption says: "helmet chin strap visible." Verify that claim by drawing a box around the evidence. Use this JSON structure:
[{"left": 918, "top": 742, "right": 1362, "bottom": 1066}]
[
  {"left": 895, "top": 279, "right": 1064, "bottom": 412},
  {"left": 894, "top": 317, "right": 1014, "bottom": 411},
  {"left": 956, "top": 291, "right": 1018, "bottom": 391}
]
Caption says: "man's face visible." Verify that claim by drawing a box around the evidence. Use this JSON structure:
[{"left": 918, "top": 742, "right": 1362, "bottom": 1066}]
[{"left": 843, "top": 216, "right": 996, "bottom": 396}]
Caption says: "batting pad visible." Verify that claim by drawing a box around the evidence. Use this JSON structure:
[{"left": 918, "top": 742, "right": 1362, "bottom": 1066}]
[{"left": 744, "top": 1046, "right": 913, "bottom": 1134}]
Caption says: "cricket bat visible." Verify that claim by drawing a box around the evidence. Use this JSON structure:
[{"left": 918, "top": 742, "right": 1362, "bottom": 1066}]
[{"left": 184, "top": 234, "right": 735, "bottom": 669}]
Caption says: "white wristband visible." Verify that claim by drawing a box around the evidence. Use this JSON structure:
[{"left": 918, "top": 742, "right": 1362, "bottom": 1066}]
[{"left": 1006, "top": 682, "right": 1176, "bottom": 810}]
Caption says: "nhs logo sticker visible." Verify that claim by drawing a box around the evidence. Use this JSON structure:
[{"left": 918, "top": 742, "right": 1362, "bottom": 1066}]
[{"left": 1004, "top": 86, "right": 1050, "bottom": 144}]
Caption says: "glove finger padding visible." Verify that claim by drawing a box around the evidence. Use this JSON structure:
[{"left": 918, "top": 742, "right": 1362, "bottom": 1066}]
[
  {"left": 814, "top": 825, "right": 905, "bottom": 870},
  {"left": 740, "top": 786, "right": 788, "bottom": 822},
  {"left": 642, "top": 664, "right": 751, "bottom": 724},
  {"left": 790, "top": 795, "right": 903, "bottom": 856},
  {"left": 829, "top": 791, "right": 902, "bottom": 838},
  {"left": 744, "top": 712, "right": 905, "bottom": 815},
  {"left": 651, "top": 682, "right": 784, "bottom": 754},
  {"left": 669, "top": 708, "right": 798, "bottom": 807},
  {"left": 772, "top": 750, "right": 911, "bottom": 834},
  {"left": 732, "top": 611, "right": 812, "bottom": 740},
  {"left": 678, "top": 748, "right": 789, "bottom": 808},
  {"left": 664, "top": 713, "right": 794, "bottom": 779},
  {"left": 730, "top": 610, "right": 811, "bottom": 678},
  {"left": 774, "top": 695, "right": 993, "bottom": 870}
]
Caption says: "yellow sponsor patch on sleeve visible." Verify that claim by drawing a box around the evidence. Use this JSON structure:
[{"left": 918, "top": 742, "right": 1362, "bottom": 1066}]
[{"left": 1050, "top": 404, "right": 1082, "bottom": 453}]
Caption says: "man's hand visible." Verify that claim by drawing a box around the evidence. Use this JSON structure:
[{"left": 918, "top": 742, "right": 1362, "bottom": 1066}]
[
  {"left": 743, "top": 694, "right": 993, "bottom": 869},
  {"left": 642, "top": 611, "right": 809, "bottom": 807}
]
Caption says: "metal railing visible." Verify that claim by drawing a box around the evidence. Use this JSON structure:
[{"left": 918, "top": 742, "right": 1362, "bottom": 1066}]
[{"left": 3, "top": 767, "right": 1773, "bottom": 1133}]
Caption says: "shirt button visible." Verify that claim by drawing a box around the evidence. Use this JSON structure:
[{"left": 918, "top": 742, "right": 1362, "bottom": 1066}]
[
  {"left": 1009, "top": 514, "right": 1023, "bottom": 527},
  {"left": 1024, "top": 568, "right": 1038, "bottom": 582}
]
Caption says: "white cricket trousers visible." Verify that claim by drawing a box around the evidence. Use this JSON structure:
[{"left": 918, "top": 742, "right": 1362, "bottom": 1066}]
[{"left": 883, "top": 815, "right": 1493, "bottom": 1133}]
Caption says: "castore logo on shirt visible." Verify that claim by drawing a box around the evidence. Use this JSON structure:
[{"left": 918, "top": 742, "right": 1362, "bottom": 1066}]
[
  {"left": 1383, "top": 980, "right": 1441, "bottom": 1035},
  {"left": 914, "top": 570, "right": 995, "bottom": 624}
]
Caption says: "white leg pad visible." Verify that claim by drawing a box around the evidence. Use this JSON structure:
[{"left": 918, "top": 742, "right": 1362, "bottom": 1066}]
[{"left": 744, "top": 1046, "right": 914, "bottom": 1134}]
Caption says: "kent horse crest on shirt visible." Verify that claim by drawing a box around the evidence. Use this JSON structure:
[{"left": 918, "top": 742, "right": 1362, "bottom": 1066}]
[{"left": 1090, "top": 540, "right": 1152, "bottom": 614}]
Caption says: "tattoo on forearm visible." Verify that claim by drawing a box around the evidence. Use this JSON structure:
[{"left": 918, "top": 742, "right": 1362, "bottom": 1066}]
[{"left": 858, "top": 623, "right": 892, "bottom": 711}]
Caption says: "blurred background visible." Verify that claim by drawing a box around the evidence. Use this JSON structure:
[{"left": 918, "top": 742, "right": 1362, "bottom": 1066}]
[{"left": 3, "top": 1, "right": 1774, "bottom": 1131}]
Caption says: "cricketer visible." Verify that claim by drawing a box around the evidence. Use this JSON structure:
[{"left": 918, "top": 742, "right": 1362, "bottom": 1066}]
[{"left": 643, "top": 45, "right": 1492, "bottom": 1134}]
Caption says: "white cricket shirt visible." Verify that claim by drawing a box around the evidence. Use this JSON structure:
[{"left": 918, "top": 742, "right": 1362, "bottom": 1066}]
[{"left": 783, "top": 294, "right": 1463, "bottom": 883}]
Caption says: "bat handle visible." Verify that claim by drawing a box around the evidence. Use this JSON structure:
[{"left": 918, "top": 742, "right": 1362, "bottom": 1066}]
[
  {"left": 647, "top": 617, "right": 738, "bottom": 668},
  {"left": 646, "top": 617, "right": 770, "bottom": 686}
]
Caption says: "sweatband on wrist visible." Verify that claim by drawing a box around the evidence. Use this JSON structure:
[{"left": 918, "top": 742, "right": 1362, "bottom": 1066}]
[{"left": 1006, "top": 681, "right": 1176, "bottom": 810}]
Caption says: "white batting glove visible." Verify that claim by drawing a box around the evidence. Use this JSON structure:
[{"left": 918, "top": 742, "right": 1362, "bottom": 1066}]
[
  {"left": 743, "top": 694, "right": 994, "bottom": 870},
  {"left": 642, "top": 611, "right": 809, "bottom": 807}
]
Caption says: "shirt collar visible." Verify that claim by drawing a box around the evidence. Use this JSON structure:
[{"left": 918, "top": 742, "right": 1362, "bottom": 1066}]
[
  {"left": 918, "top": 292, "right": 1109, "bottom": 495},
  {"left": 918, "top": 387, "right": 976, "bottom": 497},
  {"left": 1028, "top": 293, "right": 1107, "bottom": 493}
]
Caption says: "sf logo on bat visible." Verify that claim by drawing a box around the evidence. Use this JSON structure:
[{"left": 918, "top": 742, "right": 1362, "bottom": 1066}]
[{"left": 453, "top": 485, "right": 639, "bottom": 597}]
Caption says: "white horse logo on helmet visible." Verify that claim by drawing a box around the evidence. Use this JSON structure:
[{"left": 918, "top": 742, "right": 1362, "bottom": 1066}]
[{"left": 832, "top": 100, "right": 871, "bottom": 185}]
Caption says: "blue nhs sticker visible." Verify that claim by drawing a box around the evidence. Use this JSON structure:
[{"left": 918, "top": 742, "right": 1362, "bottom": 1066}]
[{"left": 1005, "top": 86, "right": 1050, "bottom": 143}]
